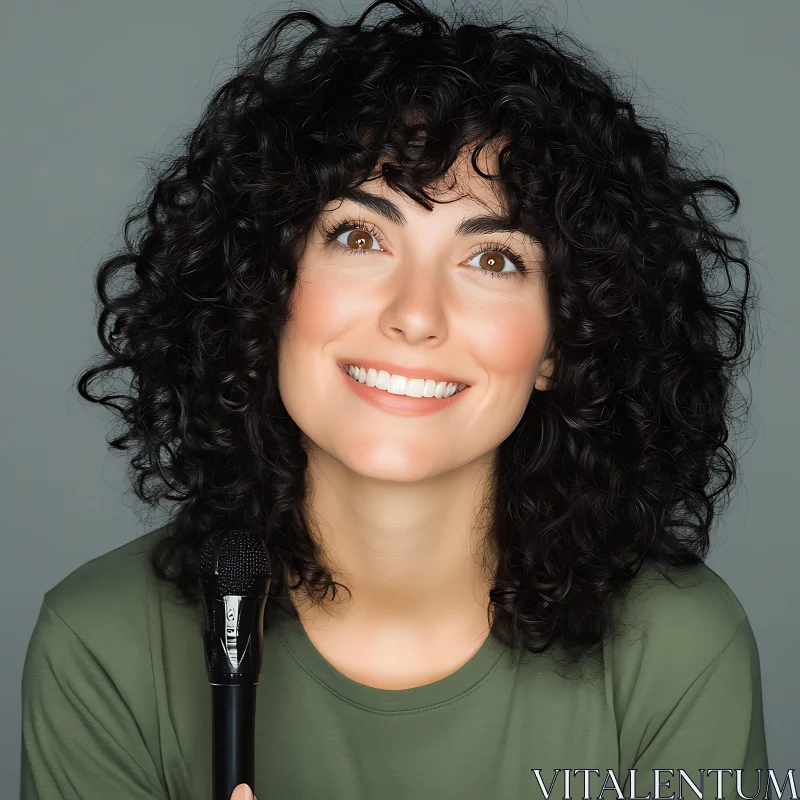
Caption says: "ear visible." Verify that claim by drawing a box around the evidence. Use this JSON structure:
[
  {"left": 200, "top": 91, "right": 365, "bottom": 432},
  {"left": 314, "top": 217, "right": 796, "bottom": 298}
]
[{"left": 534, "top": 351, "right": 555, "bottom": 392}]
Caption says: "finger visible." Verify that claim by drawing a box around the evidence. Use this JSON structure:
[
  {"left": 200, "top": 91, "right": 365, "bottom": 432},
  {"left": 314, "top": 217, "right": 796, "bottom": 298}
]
[{"left": 231, "top": 783, "right": 254, "bottom": 800}]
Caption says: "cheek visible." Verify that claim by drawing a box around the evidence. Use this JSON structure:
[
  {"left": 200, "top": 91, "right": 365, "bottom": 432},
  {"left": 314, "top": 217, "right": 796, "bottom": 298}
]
[
  {"left": 290, "top": 281, "right": 341, "bottom": 339},
  {"left": 473, "top": 307, "right": 549, "bottom": 381},
  {"left": 278, "top": 273, "right": 360, "bottom": 400},
  {"left": 286, "top": 272, "right": 365, "bottom": 342}
]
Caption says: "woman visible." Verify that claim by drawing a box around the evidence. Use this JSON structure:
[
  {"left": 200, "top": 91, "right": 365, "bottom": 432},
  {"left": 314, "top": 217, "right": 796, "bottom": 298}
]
[{"left": 21, "top": 1, "right": 768, "bottom": 799}]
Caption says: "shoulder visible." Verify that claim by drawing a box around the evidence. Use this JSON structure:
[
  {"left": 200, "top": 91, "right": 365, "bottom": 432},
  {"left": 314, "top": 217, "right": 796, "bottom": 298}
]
[
  {"left": 605, "top": 559, "right": 755, "bottom": 715},
  {"left": 23, "top": 522, "right": 176, "bottom": 750},
  {"left": 22, "top": 525, "right": 177, "bottom": 796},
  {"left": 37, "top": 522, "right": 175, "bottom": 655},
  {"left": 614, "top": 559, "right": 749, "bottom": 649}
]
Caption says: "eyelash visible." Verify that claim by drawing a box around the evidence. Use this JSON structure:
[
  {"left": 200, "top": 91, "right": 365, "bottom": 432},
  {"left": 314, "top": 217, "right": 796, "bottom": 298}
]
[{"left": 319, "top": 217, "right": 529, "bottom": 279}]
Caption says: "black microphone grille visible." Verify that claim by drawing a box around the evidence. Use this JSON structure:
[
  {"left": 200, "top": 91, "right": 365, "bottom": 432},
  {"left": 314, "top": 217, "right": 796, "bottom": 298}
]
[{"left": 197, "top": 529, "right": 271, "bottom": 595}]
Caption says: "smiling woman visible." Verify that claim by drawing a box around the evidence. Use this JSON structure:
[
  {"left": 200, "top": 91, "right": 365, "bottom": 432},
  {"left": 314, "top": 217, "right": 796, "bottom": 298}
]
[
  {"left": 21, "top": 1, "right": 767, "bottom": 799},
  {"left": 279, "top": 142, "right": 552, "bottom": 484}
]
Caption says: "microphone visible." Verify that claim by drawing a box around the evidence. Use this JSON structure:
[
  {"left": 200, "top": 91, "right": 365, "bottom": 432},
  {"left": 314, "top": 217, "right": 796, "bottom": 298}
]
[{"left": 198, "top": 530, "right": 272, "bottom": 800}]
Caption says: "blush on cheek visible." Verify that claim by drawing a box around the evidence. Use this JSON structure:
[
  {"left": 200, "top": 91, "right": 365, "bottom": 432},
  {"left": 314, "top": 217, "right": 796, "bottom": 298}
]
[
  {"left": 479, "top": 317, "right": 549, "bottom": 380},
  {"left": 289, "top": 283, "right": 333, "bottom": 338},
  {"left": 290, "top": 276, "right": 368, "bottom": 338}
]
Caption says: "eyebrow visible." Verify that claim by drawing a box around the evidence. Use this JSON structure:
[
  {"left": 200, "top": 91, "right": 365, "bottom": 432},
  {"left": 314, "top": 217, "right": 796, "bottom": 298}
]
[{"left": 337, "top": 187, "right": 532, "bottom": 240}]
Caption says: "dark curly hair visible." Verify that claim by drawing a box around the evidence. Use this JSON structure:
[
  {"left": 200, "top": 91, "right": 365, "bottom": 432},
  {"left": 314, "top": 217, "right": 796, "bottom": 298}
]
[{"left": 74, "top": 0, "right": 761, "bottom": 665}]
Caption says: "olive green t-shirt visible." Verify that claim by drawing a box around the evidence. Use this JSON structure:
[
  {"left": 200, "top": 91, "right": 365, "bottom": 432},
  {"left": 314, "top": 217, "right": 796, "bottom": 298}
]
[{"left": 21, "top": 524, "right": 768, "bottom": 800}]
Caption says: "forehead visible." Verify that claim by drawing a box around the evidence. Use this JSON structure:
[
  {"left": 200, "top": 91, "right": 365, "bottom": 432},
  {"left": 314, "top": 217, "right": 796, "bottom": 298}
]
[
  {"left": 318, "top": 154, "right": 539, "bottom": 246},
  {"left": 375, "top": 140, "right": 507, "bottom": 208},
  {"left": 325, "top": 132, "right": 510, "bottom": 211},
  {"left": 321, "top": 182, "right": 504, "bottom": 223}
]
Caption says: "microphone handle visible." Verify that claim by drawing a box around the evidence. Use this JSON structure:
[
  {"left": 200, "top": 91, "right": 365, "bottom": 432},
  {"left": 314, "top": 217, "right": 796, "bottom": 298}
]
[{"left": 211, "top": 682, "right": 257, "bottom": 800}]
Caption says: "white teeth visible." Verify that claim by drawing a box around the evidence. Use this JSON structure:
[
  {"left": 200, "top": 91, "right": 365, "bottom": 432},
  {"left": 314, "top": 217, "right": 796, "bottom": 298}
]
[
  {"left": 388, "top": 373, "right": 407, "bottom": 395},
  {"left": 345, "top": 365, "right": 467, "bottom": 399}
]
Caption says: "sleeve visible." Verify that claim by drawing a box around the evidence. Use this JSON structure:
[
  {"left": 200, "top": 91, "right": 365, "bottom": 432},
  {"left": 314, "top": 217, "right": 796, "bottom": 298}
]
[
  {"left": 20, "top": 600, "right": 168, "bottom": 800},
  {"left": 621, "top": 616, "right": 769, "bottom": 800}
]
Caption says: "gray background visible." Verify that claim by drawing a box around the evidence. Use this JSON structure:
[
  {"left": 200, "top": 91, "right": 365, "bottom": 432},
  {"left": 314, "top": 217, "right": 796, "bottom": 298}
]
[{"left": 2, "top": 0, "right": 797, "bottom": 791}]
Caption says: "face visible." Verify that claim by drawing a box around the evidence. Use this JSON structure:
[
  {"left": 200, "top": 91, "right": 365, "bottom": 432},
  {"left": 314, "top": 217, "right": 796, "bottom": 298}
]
[{"left": 277, "top": 142, "right": 554, "bottom": 483}]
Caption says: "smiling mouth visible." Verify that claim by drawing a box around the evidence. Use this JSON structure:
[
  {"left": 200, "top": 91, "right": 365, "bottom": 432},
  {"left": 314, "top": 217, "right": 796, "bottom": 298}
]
[{"left": 340, "top": 363, "right": 469, "bottom": 398}]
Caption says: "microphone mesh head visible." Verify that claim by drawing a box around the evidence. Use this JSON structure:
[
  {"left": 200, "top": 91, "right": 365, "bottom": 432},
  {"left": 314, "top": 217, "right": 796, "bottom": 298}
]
[{"left": 197, "top": 529, "right": 271, "bottom": 595}]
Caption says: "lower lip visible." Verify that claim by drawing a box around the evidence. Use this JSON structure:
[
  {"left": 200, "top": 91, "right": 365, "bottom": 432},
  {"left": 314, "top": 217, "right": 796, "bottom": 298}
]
[{"left": 338, "top": 365, "right": 471, "bottom": 416}]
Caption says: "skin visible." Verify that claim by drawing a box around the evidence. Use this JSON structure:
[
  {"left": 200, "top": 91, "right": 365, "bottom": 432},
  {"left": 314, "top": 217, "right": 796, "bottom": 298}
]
[{"left": 276, "top": 140, "right": 554, "bottom": 691}]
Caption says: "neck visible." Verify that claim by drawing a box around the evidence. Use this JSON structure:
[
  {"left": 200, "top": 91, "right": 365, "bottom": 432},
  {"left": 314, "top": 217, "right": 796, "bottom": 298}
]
[{"left": 288, "top": 444, "right": 499, "bottom": 635}]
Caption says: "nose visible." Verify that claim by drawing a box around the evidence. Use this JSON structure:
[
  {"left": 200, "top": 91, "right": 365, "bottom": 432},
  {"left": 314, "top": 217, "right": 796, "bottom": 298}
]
[{"left": 379, "top": 259, "right": 448, "bottom": 345}]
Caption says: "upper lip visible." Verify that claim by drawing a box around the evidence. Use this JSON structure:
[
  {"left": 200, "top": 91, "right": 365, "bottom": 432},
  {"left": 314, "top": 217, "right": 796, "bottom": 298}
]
[{"left": 338, "top": 358, "right": 471, "bottom": 386}]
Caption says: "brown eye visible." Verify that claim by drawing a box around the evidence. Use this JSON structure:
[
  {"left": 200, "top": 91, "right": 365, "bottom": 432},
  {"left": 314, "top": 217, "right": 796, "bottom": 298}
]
[
  {"left": 464, "top": 245, "right": 525, "bottom": 278},
  {"left": 346, "top": 229, "right": 374, "bottom": 250},
  {"left": 477, "top": 252, "right": 506, "bottom": 272},
  {"left": 322, "top": 219, "right": 384, "bottom": 255}
]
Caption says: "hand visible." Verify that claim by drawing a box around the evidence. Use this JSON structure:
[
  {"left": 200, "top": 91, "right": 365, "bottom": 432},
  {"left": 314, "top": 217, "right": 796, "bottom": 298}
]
[{"left": 230, "top": 783, "right": 257, "bottom": 800}]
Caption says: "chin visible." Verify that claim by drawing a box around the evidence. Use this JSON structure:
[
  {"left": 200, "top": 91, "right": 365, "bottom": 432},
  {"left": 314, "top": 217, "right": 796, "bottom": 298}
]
[{"left": 330, "top": 440, "right": 456, "bottom": 483}]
